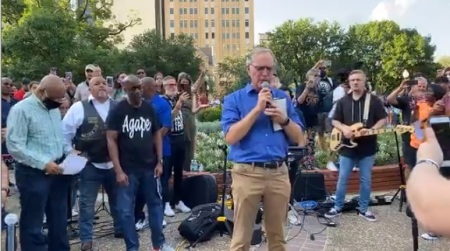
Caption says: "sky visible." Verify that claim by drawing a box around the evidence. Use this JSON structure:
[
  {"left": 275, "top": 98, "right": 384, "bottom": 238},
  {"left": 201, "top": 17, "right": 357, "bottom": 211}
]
[{"left": 254, "top": 0, "right": 449, "bottom": 59}]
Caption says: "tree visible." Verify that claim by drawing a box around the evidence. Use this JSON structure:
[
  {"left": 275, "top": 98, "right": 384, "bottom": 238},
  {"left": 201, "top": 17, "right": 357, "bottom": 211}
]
[
  {"left": 267, "top": 18, "right": 350, "bottom": 82},
  {"left": 216, "top": 56, "right": 248, "bottom": 95},
  {"left": 437, "top": 56, "right": 450, "bottom": 68},
  {"left": 119, "top": 30, "right": 202, "bottom": 78},
  {"left": 1, "top": 0, "right": 140, "bottom": 81}
]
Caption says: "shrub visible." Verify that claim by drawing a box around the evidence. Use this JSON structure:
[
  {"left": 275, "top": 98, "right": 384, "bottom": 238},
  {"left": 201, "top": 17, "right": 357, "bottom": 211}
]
[
  {"left": 195, "top": 131, "right": 232, "bottom": 172},
  {"left": 197, "top": 106, "right": 222, "bottom": 122},
  {"left": 197, "top": 121, "right": 221, "bottom": 134}
]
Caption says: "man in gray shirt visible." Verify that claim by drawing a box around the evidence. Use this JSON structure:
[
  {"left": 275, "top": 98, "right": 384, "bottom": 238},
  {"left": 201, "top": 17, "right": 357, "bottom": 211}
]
[{"left": 75, "top": 64, "right": 102, "bottom": 101}]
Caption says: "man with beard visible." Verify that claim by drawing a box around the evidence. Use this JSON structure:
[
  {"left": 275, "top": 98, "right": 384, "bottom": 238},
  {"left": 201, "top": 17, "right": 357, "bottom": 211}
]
[
  {"left": 62, "top": 76, "right": 122, "bottom": 250},
  {"left": 106, "top": 75, "right": 173, "bottom": 251},
  {"left": 75, "top": 64, "right": 101, "bottom": 102},
  {"left": 6, "top": 75, "right": 74, "bottom": 251}
]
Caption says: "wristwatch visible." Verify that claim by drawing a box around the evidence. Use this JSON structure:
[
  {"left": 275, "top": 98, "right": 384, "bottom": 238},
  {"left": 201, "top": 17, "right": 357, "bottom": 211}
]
[
  {"left": 158, "top": 159, "right": 164, "bottom": 164},
  {"left": 280, "top": 118, "right": 291, "bottom": 127}
]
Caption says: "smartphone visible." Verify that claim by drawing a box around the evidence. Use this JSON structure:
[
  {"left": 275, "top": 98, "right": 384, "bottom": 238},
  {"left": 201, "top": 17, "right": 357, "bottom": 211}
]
[
  {"left": 106, "top": 76, "right": 114, "bottom": 87},
  {"left": 406, "top": 79, "right": 418, "bottom": 86},
  {"left": 429, "top": 116, "right": 450, "bottom": 173},
  {"left": 65, "top": 71, "right": 72, "bottom": 80},
  {"left": 50, "top": 67, "right": 57, "bottom": 75}
]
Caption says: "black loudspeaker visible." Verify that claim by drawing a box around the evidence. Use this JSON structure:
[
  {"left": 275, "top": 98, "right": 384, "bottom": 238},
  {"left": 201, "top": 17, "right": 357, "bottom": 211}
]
[
  {"left": 180, "top": 174, "right": 218, "bottom": 209},
  {"left": 293, "top": 172, "right": 327, "bottom": 202}
]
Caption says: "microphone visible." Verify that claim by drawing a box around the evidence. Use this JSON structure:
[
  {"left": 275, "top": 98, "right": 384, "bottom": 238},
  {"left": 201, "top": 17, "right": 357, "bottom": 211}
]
[{"left": 261, "top": 81, "right": 272, "bottom": 108}]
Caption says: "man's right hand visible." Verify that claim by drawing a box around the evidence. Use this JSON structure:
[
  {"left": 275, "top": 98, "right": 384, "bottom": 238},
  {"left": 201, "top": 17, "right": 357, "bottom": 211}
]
[
  {"left": 116, "top": 171, "right": 129, "bottom": 186},
  {"left": 255, "top": 87, "right": 272, "bottom": 112},
  {"left": 176, "top": 92, "right": 190, "bottom": 107},
  {"left": 342, "top": 126, "right": 354, "bottom": 139},
  {"left": 400, "top": 80, "right": 409, "bottom": 90},
  {"left": 44, "top": 161, "right": 63, "bottom": 175}
]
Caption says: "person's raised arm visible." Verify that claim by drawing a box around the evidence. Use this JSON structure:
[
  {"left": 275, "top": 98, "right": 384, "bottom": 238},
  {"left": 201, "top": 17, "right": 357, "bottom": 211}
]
[{"left": 387, "top": 81, "right": 407, "bottom": 106}]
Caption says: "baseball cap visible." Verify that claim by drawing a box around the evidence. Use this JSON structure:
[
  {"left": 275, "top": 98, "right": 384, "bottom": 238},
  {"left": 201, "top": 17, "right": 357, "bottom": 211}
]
[{"left": 85, "top": 64, "right": 96, "bottom": 71}]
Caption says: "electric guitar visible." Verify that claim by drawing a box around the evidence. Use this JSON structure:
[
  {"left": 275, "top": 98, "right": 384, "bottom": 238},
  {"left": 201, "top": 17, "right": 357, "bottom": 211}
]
[{"left": 329, "top": 123, "right": 415, "bottom": 152}]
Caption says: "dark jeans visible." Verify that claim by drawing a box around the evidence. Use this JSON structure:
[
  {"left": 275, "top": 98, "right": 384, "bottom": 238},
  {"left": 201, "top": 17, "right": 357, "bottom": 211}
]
[
  {"left": 15, "top": 163, "right": 71, "bottom": 251},
  {"left": 78, "top": 163, "right": 121, "bottom": 242},
  {"left": 117, "top": 168, "right": 165, "bottom": 250},
  {"left": 70, "top": 175, "right": 79, "bottom": 211},
  {"left": 288, "top": 160, "right": 300, "bottom": 206},
  {"left": 162, "top": 135, "right": 186, "bottom": 205}
]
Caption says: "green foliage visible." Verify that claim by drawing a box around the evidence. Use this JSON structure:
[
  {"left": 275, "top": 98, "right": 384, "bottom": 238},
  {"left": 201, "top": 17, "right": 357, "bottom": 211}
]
[
  {"left": 197, "top": 121, "right": 221, "bottom": 134},
  {"left": 195, "top": 131, "right": 231, "bottom": 172},
  {"left": 1, "top": 0, "right": 200, "bottom": 83},
  {"left": 267, "top": 19, "right": 437, "bottom": 93},
  {"left": 217, "top": 56, "right": 249, "bottom": 95},
  {"left": 197, "top": 106, "right": 222, "bottom": 122}
]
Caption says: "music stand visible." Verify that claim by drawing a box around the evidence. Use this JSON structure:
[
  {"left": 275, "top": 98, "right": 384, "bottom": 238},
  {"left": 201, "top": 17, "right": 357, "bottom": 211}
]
[{"left": 390, "top": 132, "right": 407, "bottom": 212}]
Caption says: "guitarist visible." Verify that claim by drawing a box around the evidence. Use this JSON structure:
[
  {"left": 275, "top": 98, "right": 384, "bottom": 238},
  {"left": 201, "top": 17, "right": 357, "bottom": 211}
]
[{"left": 325, "top": 70, "right": 387, "bottom": 222}]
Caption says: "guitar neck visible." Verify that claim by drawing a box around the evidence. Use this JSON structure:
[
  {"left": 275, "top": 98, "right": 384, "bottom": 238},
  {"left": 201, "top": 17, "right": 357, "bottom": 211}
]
[{"left": 354, "top": 128, "right": 393, "bottom": 137}]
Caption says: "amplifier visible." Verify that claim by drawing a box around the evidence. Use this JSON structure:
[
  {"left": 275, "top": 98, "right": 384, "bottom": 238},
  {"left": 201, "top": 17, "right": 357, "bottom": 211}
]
[{"left": 293, "top": 172, "right": 327, "bottom": 202}]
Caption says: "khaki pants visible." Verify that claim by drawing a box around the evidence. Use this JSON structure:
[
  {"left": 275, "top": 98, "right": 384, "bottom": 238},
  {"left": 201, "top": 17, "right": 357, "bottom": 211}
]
[{"left": 230, "top": 163, "right": 290, "bottom": 251}]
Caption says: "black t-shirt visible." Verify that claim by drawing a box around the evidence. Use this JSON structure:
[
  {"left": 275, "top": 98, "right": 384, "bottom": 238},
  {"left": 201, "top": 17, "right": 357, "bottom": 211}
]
[
  {"left": 333, "top": 92, "right": 387, "bottom": 158},
  {"left": 106, "top": 100, "right": 160, "bottom": 171},
  {"left": 296, "top": 83, "right": 319, "bottom": 128},
  {"left": 163, "top": 96, "right": 185, "bottom": 135},
  {"left": 393, "top": 95, "right": 414, "bottom": 143}
]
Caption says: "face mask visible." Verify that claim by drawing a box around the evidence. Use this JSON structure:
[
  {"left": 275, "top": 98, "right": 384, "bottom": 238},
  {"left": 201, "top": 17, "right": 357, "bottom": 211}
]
[
  {"left": 320, "top": 70, "right": 327, "bottom": 78},
  {"left": 42, "top": 98, "right": 62, "bottom": 110}
]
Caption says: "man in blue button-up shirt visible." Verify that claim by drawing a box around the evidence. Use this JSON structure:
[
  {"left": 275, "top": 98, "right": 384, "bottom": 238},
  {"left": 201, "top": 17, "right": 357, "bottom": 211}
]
[{"left": 221, "top": 47, "right": 304, "bottom": 251}]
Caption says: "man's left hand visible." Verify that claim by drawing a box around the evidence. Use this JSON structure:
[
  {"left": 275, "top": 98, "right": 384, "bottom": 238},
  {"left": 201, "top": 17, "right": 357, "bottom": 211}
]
[
  {"left": 264, "top": 104, "right": 287, "bottom": 124},
  {"left": 154, "top": 163, "right": 163, "bottom": 177}
]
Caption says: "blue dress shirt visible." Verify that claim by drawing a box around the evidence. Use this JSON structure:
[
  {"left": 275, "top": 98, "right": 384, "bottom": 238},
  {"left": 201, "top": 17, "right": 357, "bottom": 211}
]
[
  {"left": 221, "top": 84, "right": 304, "bottom": 162},
  {"left": 148, "top": 95, "right": 172, "bottom": 157}
]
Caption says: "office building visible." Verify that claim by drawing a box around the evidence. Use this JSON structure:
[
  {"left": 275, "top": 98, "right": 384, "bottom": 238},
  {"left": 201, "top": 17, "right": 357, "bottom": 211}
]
[{"left": 163, "top": 0, "right": 255, "bottom": 64}]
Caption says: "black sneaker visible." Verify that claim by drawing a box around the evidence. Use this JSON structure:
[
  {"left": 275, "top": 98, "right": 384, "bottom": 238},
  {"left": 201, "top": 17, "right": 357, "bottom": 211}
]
[
  {"left": 325, "top": 208, "right": 342, "bottom": 218},
  {"left": 358, "top": 210, "right": 377, "bottom": 222}
]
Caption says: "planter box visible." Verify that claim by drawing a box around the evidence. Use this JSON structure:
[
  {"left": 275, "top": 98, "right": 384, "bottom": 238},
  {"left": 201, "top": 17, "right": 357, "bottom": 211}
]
[{"left": 173, "top": 165, "right": 404, "bottom": 195}]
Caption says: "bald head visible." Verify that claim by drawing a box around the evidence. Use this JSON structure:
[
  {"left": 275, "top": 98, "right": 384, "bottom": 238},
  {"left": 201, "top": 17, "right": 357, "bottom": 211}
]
[
  {"left": 141, "top": 77, "right": 157, "bottom": 98},
  {"left": 38, "top": 74, "right": 66, "bottom": 100},
  {"left": 141, "top": 77, "right": 156, "bottom": 86},
  {"left": 124, "top": 74, "right": 140, "bottom": 85}
]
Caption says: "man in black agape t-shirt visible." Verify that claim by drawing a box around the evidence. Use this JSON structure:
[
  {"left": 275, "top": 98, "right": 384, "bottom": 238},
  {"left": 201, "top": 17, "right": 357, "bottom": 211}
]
[
  {"left": 106, "top": 75, "right": 173, "bottom": 251},
  {"left": 325, "top": 70, "right": 386, "bottom": 222}
]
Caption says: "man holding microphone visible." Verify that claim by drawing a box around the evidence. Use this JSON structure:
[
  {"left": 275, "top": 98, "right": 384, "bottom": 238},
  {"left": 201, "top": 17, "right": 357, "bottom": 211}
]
[{"left": 221, "top": 47, "right": 304, "bottom": 251}]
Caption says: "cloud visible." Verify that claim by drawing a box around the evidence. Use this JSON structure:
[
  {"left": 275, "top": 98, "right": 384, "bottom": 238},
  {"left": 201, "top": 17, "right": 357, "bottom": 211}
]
[{"left": 370, "top": 0, "right": 417, "bottom": 21}]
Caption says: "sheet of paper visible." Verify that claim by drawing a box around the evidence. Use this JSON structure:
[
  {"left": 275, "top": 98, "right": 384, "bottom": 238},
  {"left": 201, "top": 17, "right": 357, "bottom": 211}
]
[
  {"left": 60, "top": 154, "right": 88, "bottom": 175},
  {"left": 272, "top": 98, "right": 288, "bottom": 131}
]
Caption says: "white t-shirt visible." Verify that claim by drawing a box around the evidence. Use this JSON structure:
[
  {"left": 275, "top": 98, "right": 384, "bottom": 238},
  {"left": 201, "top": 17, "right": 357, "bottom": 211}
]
[{"left": 328, "top": 85, "right": 346, "bottom": 118}]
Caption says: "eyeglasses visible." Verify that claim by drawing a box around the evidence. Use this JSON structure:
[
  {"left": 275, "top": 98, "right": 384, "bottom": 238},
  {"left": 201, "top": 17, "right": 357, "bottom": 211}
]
[{"left": 251, "top": 64, "right": 273, "bottom": 72}]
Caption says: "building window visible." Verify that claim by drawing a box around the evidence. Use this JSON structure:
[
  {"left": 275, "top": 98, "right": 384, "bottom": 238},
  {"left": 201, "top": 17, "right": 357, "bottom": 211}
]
[
  {"left": 226, "top": 20, "right": 229, "bottom": 27},
  {"left": 205, "top": 20, "right": 209, "bottom": 27},
  {"left": 179, "top": 8, "right": 183, "bottom": 14},
  {"left": 170, "top": 20, "right": 175, "bottom": 27},
  {"left": 211, "top": 19, "right": 215, "bottom": 27},
  {"left": 205, "top": 8, "right": 208, "bottom": 14},
  {"left": 221, "top": 8, "right": 229, "bottom": 14},
  {"left": 222, "top": 33, "right": 226, "bottom": 39},
  {"left": 245, "top": 19, "right": 249, "bottom": 27},
  {"left": 211, "top": 8, "right": 215, "bottom": 14},
  {"left": 190, "top": 8, "right": 194, "bottom": 14},
  {"left": 190, "top": 20, "right": 194, "bottom": 28},
  {"left": 221, "top": 20, "right": 226, "bottom": 27},
  {"left": 245, "top": 32, "right": 249, "bottom": 39},
  {"left": 212, "top": 32, "right": 215, "bottom": 39},
  {"left": 194, "top": 20, "right": 198, "bottom": 28},
  {"left": 170, "top": 33, "right": 175, "bottom": 39},
  {"left": 245, "top": 7, "right": 249, "bottom": 14},
  {"left": 205, "top": 33, "right": 209, "bottom": 39},
  {"left": 180, "top": 20, "right": 184, "bottom": 28},
  {"left": 232, "top": 8, "right": 239, "bottom": 14},
  {"left": 184, "top": 8, "right": 188, "bottom": 14},
  {"left": 170, "top": 8, "right": 174, "bottom": 14},
  {"left": 184, "top": 20, "right": 188, "bottom": 27}
]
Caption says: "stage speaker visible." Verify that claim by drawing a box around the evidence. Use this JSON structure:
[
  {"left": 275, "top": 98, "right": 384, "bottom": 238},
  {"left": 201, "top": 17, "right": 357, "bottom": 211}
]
[
  {"left": 180, "top": 174, "right": 218, "bottom": 209},
  {"left": 293, "top": 172, "right": 327, "bottom": 202}
]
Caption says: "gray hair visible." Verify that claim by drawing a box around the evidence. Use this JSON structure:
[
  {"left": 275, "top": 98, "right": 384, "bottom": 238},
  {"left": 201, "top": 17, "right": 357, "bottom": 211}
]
[
  {"left": 163, "top": 75, "right": 176, "bottom": 86},
  {"left": 415, "top": 76, "right": 428, "bottom": 85},
  {"left": 245, "top": 47, "right": 277, "bottom": 67}
]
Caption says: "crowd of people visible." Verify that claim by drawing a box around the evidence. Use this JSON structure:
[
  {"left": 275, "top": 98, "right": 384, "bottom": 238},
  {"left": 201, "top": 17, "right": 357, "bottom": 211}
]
[{"left": 1, "top": 65, "right": 212, "bottom": 251}]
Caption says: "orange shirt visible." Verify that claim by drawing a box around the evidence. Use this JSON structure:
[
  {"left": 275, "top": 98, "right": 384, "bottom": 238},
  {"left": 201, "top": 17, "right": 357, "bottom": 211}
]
[{"left": 410, "top": 101, "right": 432, "bottom": 149}]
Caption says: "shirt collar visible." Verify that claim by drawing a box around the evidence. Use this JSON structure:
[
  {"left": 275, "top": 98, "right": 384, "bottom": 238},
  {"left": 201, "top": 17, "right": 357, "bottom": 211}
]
[{"left": 88, "top": 94, "right": 110, "bottom": 104}]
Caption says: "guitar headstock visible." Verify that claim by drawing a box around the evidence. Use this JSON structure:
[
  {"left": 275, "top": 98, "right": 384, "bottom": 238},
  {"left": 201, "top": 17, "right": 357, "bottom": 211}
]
[{"left": 395, "top": 125, "right": 415, "bottom": 134}]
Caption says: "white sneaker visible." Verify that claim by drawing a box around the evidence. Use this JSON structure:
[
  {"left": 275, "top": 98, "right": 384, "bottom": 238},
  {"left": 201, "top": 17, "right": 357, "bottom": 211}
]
[
  {"left": 175, "top": 201, "right": 191, "bottom": 213},
  {"left": 164, "top": 203, "right": 175, "bottom": 217},
  {"left": 43, "top": 215, "right": 47, "bottom": 223},
  {"left": 71, "top": 209, "right": 79, "bottom": 217},
  {"left": 352, "top": 167, "right": 359, "bottom": 172},
  {"left": 287, "top": 210, "right": 301, "bottom": 226},
  {"left": 326, "top": 161, "right": 338, "bottom": 172},
  {"left": 135, "top": 219, "right": 147, "bottom": 231},
  {"left": 421, "top": 232, "right": 439, "bottom": 240},
  {"left": 163, "top": 219, "right": 167, "bottom": 228}
]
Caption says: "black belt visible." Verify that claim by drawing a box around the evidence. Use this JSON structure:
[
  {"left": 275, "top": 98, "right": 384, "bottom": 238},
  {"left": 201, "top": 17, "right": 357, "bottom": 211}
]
[{"left": 240, "top": 160, "right": 285, "bottom": 169}]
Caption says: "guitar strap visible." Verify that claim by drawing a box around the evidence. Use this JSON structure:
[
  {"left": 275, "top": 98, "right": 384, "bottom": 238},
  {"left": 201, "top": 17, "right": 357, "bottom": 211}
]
[{"left": 362, "top": 93, "right": 371, "bottom": 127}]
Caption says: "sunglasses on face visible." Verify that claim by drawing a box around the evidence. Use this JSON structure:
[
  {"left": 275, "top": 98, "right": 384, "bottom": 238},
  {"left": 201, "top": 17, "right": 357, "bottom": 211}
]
[{"left": 251, "top": 64, "right": 273, "bottom": 72}]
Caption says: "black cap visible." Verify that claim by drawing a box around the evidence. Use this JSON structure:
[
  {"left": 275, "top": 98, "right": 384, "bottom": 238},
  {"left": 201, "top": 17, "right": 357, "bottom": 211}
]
[{"left": 22, "top": 78, "right": 30, "bottom": 85}]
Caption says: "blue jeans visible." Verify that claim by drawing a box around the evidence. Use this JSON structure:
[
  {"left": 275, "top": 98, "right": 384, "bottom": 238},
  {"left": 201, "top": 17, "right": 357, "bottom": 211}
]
[
  {"left": 334, "top": 155, "right": 375, "bottom": 213},
  {"left": 78, "top": 163, "right": 121, "bottom": 242},
  {"left": 117, "top": 168, "right": 165, "bottom": 251},
  {"left": 15, "top": 163, "right": 71, "bottom": 251}
]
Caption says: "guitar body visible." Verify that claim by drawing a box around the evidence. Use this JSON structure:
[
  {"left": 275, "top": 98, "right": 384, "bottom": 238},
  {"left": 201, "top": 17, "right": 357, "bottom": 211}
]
[{"left": 330, "top": 123, "right": 363, "bottom": 151}]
